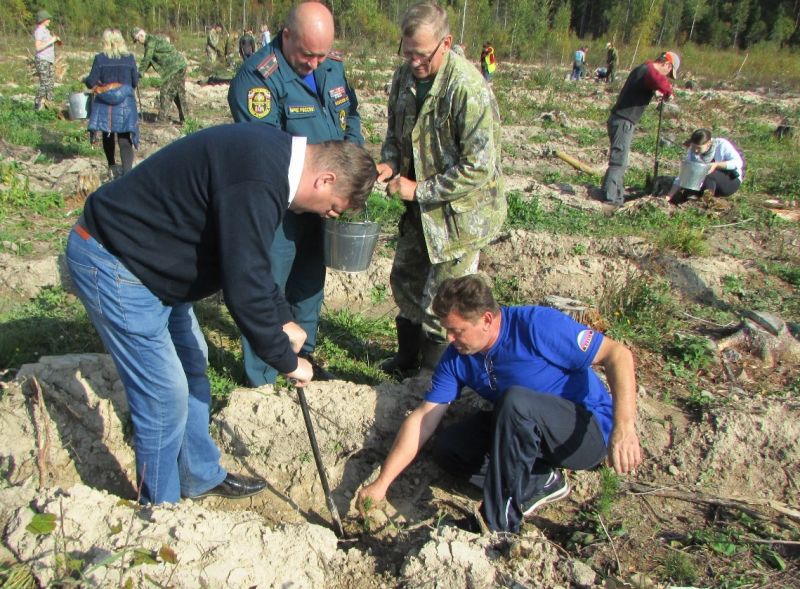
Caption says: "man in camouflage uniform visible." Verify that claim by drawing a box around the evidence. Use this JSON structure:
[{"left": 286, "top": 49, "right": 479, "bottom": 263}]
[
  {"left": 206, "top": 24, "right": 223, "bottom": 63},
  {"left": 227, "top": 1, "right": 363, "bottom": 387},
  {"left": 132, "top": 27, "right": 188, "bottom": 123},
  {"left": 33, "top": 10, "right": 60, "bottom": 110},
  {"left": 377, "top": 1, "right": 505, "bottom": 377}
]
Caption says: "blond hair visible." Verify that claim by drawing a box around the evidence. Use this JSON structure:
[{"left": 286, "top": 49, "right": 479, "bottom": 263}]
[
  {"left": 103, "top": 28, "right": 130, "bottom": 59},
  {"left": 401, "top": 2, "right": 449, "bottom": 39}
]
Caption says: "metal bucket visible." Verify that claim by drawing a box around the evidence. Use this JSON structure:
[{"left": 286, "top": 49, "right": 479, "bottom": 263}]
[
  {"left": 323, "top": 218, "right": 380, "bottom": 273},
  {"left": 678, "top": 160, "right": 711, "bottom": 191},
  {"left": 68, "top": 92, "right": 91, "bottom": 120}
]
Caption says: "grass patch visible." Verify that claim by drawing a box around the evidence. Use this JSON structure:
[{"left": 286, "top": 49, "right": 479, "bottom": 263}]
[{"left": 0, "top": 286, "right": 102, "bottom": 369}]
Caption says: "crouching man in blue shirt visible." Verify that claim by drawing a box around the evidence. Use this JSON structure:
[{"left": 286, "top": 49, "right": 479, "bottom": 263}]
[{"left": 358, "top": 274, "right": 642, "bottom": 532}]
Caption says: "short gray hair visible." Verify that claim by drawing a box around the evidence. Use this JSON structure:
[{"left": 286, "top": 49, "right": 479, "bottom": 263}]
[{"left": 401, "top": 2, "right": 449, "bottom": 39}]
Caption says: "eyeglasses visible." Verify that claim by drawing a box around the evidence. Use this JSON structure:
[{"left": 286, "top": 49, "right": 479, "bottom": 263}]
[
  {"left": 484, "top": 354, "right": 498, "bottom": 392},
  {"left": 398, "top": 37, "right": 445, "bottom": 66}
]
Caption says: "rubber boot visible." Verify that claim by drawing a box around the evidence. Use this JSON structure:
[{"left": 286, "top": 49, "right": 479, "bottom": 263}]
[
  {"left": 380, "top": 317, "right": 422, "bottom": 379},
  {"left": 420, "top": 336, "right": 449, "bottom": 370}
]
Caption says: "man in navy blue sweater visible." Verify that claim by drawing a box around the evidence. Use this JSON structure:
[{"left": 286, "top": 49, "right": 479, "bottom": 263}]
[{"left": 67, "top": 123, "right": 376, "bottom": 504}]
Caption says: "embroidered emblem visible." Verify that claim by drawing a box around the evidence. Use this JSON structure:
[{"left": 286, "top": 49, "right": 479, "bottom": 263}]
[
  {"left": 576, "top": 329, "right": 595, "bottom": 352},
  {"left": 328, "top": 86, "right": 347, "bottom": 101},
  {"left": 247, "top": 87, "right": 270, "bottom": 118},
  {"left": 339, "top": 109, "right": 347, "bottom": 130}
]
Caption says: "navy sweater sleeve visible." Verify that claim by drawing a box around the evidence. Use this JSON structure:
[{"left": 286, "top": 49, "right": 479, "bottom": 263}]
[
  {"left": 213, "top": 180, "right": 296, "bottom": 373},
  {"left": 81, "top": 124, "right": 299, "bottom": 374}
]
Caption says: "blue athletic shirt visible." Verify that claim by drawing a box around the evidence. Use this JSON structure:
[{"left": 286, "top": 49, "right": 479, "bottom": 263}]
[{"left": 425, "top": 306, "right": 614, "bottom": 443}]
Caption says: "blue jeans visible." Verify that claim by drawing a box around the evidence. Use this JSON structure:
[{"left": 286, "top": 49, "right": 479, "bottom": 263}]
[
  {"left": 242, "top": 210, "right": 325, "bottom": 386},
  {"left": 66, "top": 228, "right": 226, "bottom": 503}
]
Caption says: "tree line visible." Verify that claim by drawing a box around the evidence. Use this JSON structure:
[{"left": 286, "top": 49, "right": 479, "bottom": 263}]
[{"left": 5, "top": 0, "right": 799, "bottom": 59}]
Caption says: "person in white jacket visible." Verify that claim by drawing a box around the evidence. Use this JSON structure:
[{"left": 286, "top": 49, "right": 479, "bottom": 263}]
[{"left": 667, "top": 128, "right": 744, "bottom": 205}]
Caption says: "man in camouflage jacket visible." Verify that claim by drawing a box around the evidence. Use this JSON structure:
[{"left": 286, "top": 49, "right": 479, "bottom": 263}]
[
  {"left": 132, "top": 27, "right": 188, "bottom": 123},
  {"left": 377, "top": 1, "right": 505, "bottom": 377}
]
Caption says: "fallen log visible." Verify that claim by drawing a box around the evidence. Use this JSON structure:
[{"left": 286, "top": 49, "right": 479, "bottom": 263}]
[{"left": 554, "top": 150, "right": 604, "bottom": 176}]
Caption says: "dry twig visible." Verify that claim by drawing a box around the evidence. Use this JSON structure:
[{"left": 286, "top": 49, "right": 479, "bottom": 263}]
[
  {"left": 30, "top": 376, "right": 52, "bottom": 489},
  {"left": 627, "top": 482, "right": 800, "bottom": 527}
]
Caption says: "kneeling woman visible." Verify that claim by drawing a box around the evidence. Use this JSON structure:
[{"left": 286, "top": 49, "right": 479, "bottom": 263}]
[{"left": 667, "top": 128, "right": 744, "bottom": 205}]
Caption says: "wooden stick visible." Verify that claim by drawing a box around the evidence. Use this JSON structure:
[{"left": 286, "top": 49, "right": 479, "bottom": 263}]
[
  {"left": 554, "top": 150, "right": 603, "bottom": 176},
  {"left": 597, "top": 513, "right": 622, "bottom": 573},
  {"left": 734, "top": 52, "right": 749, "bottom": 79},
  {"left": 30, "top": 377, "right": 51, "bottom": 490},
  {"left": 626, "top": 482, "right": 800, "bottom": 526}
]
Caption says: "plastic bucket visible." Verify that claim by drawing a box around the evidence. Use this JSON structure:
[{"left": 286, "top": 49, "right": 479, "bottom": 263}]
[
  {"left": 678, "top": 160, "right": 711, "bottom": 191},
  {"left": 68, "top": 92, "right": 91, "bottom": 120},
  {"left": 323, "top": 218, "right": 380, "bottom": 272}
]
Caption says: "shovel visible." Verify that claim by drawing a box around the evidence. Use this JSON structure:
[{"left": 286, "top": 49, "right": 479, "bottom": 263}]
[
  {"left": 295, "top": 384, "right": 345, "bottom": 538},
  {"left": 646, "top": 100, "right": 665, "bottom": 194}
]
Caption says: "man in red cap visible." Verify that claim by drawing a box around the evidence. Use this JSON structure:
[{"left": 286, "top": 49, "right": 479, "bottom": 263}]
[{"left": 601, "top": 51, "right": 679, "bottom": 205}]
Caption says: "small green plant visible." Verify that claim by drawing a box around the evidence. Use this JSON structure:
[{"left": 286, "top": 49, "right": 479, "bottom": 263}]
[
  {"left": 181, "top": 117, "right": 204, "bottom": 135},
  {"left": 572, "top": 243, "right": 588, "bottom": 255},
  {"left": 722, "top": 274, "right": 747, "bottom": 297},
  {"left": 664, "top": 333, "right": 715, "bottom": 372},
  {"left": 595, "top": 466, "right": 620, "bottom": 519},
  {"left": 369, "top": 283, "right": 388, "bottom": 304},
  {"left": 660, "top": 550, "right": 698, "bottom": 585},
  {"left": 493, "top": 276, "right": 526, "bottom": 306},
  {"left": 656, "top": 224, "right": 708, "bottom": 256}
]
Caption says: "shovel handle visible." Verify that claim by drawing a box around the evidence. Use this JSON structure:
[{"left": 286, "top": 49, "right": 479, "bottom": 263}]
[{"left": 296, "top": 386, "right": 345, "bottom": 538}]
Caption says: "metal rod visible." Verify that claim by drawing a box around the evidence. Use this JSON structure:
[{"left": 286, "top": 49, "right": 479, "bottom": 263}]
[{"left": 295, "top": 386, "right": 345, "bottom": 538}]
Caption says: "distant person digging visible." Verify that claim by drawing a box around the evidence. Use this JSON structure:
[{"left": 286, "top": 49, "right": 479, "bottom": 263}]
[
  {"left": 666, "top": 128, "right": 745, "bottom": 205},
  {"left": 601, "top": 51, "right": 679, "bottom": 206}
]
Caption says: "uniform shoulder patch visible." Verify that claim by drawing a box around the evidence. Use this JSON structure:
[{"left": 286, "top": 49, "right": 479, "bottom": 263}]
[
  {"left": 256, "top": 53, "right": 279, "bottom": 80},
  {"left": 326, "top": 50, "right": 344, "bottom": 62},
  {"left": 576, "top": 329, "right": 595, "bottom": 352},
  {"left": 247, "top": 87, "right": 271, "bottom": 118}
]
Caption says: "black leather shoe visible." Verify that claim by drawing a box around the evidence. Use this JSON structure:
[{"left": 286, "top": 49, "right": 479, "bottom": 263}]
[
  {"left": 300, "top": 353, "right": 337, "bottom": 381},
  {"left": 192, "top": 472, "right": 267, "bottom": 499}
]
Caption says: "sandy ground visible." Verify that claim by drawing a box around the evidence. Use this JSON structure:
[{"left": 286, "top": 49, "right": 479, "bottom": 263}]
[{"left": 1, "top": 51, "right": 799, "bottom": 587}]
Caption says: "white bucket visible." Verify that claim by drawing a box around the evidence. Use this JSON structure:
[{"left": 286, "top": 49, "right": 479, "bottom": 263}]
[
  {"left": 678, "top": 160, "right": 711, "bottom": 191},
  {"left": 68, "top": 92, "right": 91, "bottom": 120}
]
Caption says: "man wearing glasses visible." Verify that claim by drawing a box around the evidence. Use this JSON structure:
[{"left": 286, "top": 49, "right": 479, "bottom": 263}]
[
  {"left": 377, "top": 1, "right": 505, "bottom": 379},
  {"left": 228, "top": 2, "right": 363, "bottom": 386},
  {"left": 358, "top": 274, "right": 642, "bottom": 533}
]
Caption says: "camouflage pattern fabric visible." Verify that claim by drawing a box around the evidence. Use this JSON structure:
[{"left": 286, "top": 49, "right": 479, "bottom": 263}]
[
  {"left": 381, "top": 50, "right": 506, "bottom": 265},
  {"left": 390, "top": 204, "right": 480, "bottom": 338},
  {"left": 34, "top": 58, "right": 54, "bottom": 108},
  {"left": 139, "top": 34, "right": 187, "bottom": 81},
  {"left": 157, "top": 68, "right": 188, "bottom": 122},
  {"left": 206, "top": 29, "right": 222, "bottom": 62}
]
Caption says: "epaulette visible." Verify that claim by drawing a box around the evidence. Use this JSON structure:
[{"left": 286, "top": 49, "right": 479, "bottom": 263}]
[
  {"left": 256, "top": 53, "right": 279, "bottom": 79},
  {"left": 327, "top": 50, "right": 344, "bottom": 62}
]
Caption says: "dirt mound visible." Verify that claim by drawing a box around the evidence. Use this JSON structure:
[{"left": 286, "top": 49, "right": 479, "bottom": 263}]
[{"left": 3, "top": 352, "right": 797, "bottom": 587}]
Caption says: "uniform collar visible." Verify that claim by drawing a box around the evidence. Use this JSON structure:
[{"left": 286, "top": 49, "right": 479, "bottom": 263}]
[{"left": 287, "top": 136, "right": 307, "bottom": 204}]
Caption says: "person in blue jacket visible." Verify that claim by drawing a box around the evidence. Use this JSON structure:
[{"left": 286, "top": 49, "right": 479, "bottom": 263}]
[
  {"left": 228, "top": 1, "right": 364, "bottom": 387},
  {"left": 84, "top": 28, "right": 139, "bottom": 179},
  {"left": 358, "top": 274, "right": 642, "bottom": 533}
]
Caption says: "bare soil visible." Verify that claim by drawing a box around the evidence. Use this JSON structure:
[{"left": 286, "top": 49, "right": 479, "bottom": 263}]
[{"left": 1, "top": 51, "right": 798, "bottom": 588}]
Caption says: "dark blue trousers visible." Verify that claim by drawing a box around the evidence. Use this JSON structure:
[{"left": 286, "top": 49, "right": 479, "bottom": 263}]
[
  {"left": 242, "top": 210, "right": 325, "bottom": 386},
  {"left": 433, "top": 386, "right": 607, "bottom": 532}
]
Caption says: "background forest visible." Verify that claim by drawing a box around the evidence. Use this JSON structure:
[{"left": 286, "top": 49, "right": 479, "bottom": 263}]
[{"left": 4, "top": 0, "right": 800, "bottom": 58}]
